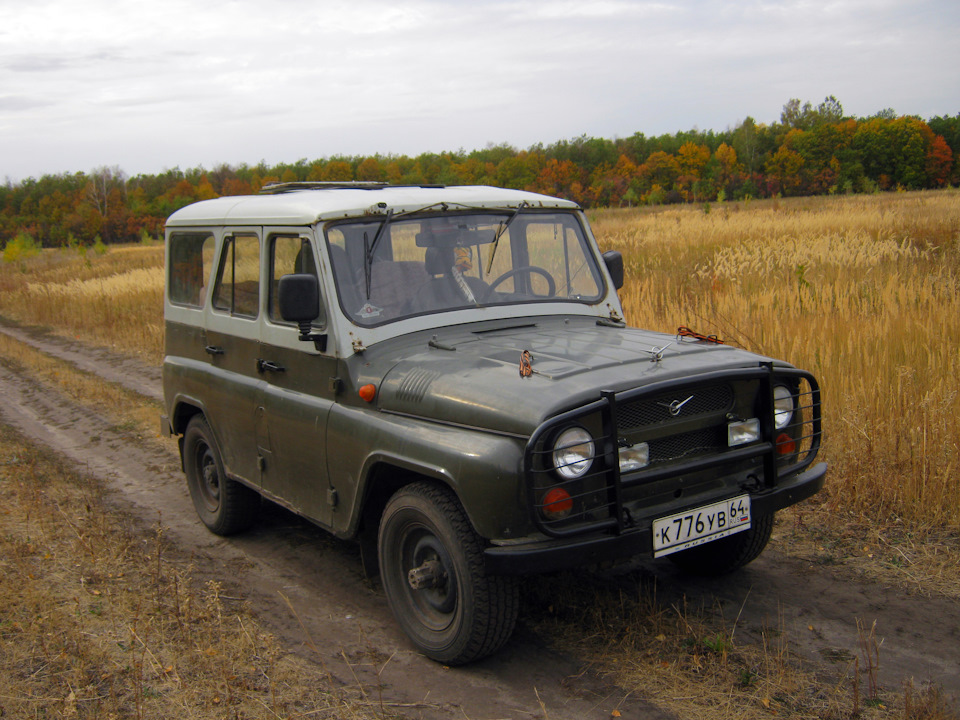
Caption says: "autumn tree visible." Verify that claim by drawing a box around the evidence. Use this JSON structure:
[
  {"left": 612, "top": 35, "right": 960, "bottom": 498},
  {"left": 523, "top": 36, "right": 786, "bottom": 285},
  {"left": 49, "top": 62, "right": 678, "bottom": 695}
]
[
  {"left": 765, "top": 146, "right": 805, "bottom": 195},
  {"left": 322, "top": 160, "right": 353, "bottom": 182},
  {"left": 637, "top": 151, "right": 680, "bottom": 198},
  {"left": 356, "top": 157, "right": 383, "bottom": 182},
  {"left": 925, "top": 134, "right": 954, "bottom": 187}
]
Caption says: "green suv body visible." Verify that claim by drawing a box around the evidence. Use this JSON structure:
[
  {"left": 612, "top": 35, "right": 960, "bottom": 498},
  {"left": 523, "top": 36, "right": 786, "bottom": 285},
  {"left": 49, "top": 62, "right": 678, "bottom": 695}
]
[{"left": 162, "top": 183, "right": 826, "bottom": 664}]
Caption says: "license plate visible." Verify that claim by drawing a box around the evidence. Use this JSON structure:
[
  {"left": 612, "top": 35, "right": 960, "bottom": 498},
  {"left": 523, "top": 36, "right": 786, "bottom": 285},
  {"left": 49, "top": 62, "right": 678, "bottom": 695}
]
[{"left": 652, "top": 495, "right": 751, "bottom": 558}]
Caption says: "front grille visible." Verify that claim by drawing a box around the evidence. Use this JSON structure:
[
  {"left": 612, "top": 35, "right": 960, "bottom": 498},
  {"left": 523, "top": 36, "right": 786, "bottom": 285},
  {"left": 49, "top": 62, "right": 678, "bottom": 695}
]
[
  {"left": 617, "top": 384, "right": 733, "bottom": 428},
  {"left": 524, "top": 364, "right": 823, "bottom": 539},
  {"left": 649, "top": 427, "right": 725, "bottom": 464}
]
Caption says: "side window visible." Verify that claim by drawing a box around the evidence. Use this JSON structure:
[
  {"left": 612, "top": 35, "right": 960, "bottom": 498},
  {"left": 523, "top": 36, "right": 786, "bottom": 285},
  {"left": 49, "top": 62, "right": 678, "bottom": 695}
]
[
  {"left": 168, "top": 232, "right": 215, "bottom": 307},
  {"left": 212, "top": 233, "right": 261, "bottom": 318},
  {"left": 269, "top": 235, "right": 323, "bottom": 324}
]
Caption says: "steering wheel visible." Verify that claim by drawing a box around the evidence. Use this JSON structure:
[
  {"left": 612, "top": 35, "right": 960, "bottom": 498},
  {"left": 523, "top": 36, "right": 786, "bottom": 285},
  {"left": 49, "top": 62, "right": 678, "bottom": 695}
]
[{"left": 489, "top": 266, "right": 557, "bottom": 298}]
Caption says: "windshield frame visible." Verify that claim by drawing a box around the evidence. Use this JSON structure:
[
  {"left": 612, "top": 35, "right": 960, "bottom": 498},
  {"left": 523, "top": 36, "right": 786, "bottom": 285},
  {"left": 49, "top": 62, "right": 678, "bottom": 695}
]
[{"left": 323, "top": 209, "right": 608, "bottom": 329}]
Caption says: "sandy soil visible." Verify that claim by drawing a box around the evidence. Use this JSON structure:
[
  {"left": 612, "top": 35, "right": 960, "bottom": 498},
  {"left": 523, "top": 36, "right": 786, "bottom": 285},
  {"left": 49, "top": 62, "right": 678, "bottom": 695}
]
[{"left": 0, "top": 318, "right": 957, "bottom": 718}]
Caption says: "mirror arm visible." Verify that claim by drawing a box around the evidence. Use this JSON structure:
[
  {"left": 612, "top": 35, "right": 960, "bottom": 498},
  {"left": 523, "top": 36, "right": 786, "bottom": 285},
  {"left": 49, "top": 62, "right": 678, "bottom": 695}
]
[{"left": 296, "top": 321, "right": 328, "bottom": 352}]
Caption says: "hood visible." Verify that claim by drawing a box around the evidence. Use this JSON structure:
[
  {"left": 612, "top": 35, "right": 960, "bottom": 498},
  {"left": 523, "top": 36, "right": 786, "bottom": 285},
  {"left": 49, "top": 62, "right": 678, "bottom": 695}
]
[{"left": 366, "top": 316, "right": 777, "bottom": 437}]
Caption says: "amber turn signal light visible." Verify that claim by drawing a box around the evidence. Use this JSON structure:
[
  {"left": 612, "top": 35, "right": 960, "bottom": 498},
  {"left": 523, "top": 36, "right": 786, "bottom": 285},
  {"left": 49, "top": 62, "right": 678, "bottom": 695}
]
[{"left": 359, "top": 384, "right": 377, "bottom": 403}]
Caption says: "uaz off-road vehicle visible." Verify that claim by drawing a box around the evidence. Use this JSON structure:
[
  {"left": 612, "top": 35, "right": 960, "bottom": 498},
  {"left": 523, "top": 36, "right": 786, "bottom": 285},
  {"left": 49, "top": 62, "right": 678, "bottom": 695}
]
[{"left": 161, "top": 183, "right": 825, "bottom": 664}]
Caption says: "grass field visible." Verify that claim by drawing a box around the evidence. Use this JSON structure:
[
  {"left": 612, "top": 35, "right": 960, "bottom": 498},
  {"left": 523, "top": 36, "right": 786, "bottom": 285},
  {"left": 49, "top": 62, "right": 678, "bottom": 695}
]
[
  {"left": 2, "top": 189, "right": 960, "bottom": 718},
  {"left": 2, "top": 189, "right": 958, "bottom": 532},
  {"left": 588, "top": 189, "right": 960, "bottom": 532}
]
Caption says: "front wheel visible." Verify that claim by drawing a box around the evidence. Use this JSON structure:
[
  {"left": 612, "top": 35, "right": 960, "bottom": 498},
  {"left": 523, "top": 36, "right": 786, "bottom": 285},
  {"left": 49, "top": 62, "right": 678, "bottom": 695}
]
[
  {"left": 669, "top": 512, "right": 774, "bottom": 576},
  {"left": 378, "top": 482, "right": 519, "bottom": 665},
  {"left": 183, "top": 415, "right": 259, "bottom": 535}
]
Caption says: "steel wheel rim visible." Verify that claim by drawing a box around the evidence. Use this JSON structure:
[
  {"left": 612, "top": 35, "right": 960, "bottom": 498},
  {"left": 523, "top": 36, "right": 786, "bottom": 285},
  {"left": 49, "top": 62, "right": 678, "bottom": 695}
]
[
  {"left": 196, "top": 442, "right": 221, "bottom": 512},
  {"left": 399, "top": 525, "right": 457, "bottom": 631}
]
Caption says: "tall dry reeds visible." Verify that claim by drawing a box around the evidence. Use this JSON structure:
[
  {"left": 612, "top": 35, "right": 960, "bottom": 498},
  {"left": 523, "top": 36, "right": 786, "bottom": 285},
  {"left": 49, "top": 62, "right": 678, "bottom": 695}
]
[
  {"left": 591, "top": 189, "right": 960, "bottom": 530},
  {"left": 2, "top": 190, "right": 958, "bottom": 530},
  {"left": 0, "top": 245, "right": 164, "bottom": 360}
]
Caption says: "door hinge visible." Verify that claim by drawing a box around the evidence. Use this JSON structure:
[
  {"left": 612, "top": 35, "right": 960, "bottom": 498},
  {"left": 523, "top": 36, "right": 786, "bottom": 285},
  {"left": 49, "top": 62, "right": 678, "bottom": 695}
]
[
  {"left": 327, "top": 487, "right": 339, "bottom": 508},
  {"left": 329, "top": 377, "right": 342, "bottom": 393}
]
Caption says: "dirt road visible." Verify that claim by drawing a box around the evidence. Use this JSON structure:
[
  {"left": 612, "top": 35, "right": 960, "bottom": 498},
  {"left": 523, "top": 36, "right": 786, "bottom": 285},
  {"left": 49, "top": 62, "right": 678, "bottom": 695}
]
[{"left": 0, "top": 319, "right": 957, "bottom": 718}]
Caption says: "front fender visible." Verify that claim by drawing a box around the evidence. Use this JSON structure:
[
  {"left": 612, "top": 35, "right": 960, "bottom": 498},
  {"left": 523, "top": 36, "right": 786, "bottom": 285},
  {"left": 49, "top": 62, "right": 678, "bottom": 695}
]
[{"left": 325, "top": 405, "right": 530, "bottom": 541}]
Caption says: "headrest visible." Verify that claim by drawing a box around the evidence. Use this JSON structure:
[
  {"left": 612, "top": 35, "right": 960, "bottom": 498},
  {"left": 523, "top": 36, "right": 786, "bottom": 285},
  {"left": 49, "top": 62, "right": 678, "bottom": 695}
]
[{"left": 424, "top": 246, "right": 453, "bottom": 275}]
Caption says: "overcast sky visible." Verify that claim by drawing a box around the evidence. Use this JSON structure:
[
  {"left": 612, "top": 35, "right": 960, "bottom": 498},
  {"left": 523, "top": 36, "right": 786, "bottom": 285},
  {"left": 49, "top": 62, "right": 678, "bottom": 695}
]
[{"left": 2, "top": 0, "right": 958, "bottom": 183}]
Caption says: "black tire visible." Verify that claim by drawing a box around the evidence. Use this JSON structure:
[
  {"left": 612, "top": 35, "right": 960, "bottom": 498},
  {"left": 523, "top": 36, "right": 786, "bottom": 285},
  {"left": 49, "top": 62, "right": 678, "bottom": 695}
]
[
  {"left": 378, "top": 482, "right": 519, "bottom": 665},
  {"left": 183, "top": 415, "right": 258, "bottom": 536},
  {"left": 669, "top": 512, "right": 774, "bottom": 576}
]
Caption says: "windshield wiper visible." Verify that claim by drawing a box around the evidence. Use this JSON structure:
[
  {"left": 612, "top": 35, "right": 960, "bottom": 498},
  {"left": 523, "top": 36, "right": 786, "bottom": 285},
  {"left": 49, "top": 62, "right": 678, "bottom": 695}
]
[
  {"left": 363, "top": 209, "right": 394, "bottom": 299},
  {"left": 485, "top": 202, "right": 527, "bottom": 276}
]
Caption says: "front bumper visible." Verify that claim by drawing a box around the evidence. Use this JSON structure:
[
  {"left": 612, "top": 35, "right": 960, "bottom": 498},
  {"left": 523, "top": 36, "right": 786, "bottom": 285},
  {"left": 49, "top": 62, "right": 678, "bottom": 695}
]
[{"left": 483, "top": 460, "right": 826, "bottom": 575}]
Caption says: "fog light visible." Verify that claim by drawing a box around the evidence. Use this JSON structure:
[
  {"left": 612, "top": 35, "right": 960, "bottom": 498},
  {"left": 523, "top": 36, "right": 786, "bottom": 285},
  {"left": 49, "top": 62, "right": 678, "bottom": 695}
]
[
  {"left": 541, "top": 487, "right": 573, "bottom": 519},
  {"left": 619, "top": 442, "right": 649, "bottom": 472},
  {"left": 728, "top": 418, "right": 760, "bottom": 447}
]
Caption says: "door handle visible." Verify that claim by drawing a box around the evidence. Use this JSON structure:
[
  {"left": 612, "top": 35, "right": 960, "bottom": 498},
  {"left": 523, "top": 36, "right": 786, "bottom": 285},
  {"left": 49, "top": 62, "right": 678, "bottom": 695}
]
[
  {"left": 205, "top": 345, "right": 224, "bottom": 355},
  {"left": 256, "top": 359, "right": 285, "bottom": 373}
]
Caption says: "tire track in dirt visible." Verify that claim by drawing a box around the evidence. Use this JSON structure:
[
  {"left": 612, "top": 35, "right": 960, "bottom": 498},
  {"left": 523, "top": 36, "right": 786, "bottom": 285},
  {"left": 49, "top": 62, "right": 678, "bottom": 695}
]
[
  {"left": 2, "top": 318, "right": 959, "bottom": 710},
  {"left": 0, "top": 320, "right": 669, "bottom": 719}
]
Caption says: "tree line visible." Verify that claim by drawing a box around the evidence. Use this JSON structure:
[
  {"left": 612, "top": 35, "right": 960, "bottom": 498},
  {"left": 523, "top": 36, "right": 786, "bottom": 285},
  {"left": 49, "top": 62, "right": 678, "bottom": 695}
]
[{"left": 3, "top": 97, "right": 958, "bottom": 248}]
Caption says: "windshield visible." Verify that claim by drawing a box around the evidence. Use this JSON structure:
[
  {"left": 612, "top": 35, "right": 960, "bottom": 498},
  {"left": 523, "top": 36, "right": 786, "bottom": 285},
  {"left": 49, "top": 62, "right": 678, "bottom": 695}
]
[{"left": 325, "top": 211, "right": 604, "bottom": 326}]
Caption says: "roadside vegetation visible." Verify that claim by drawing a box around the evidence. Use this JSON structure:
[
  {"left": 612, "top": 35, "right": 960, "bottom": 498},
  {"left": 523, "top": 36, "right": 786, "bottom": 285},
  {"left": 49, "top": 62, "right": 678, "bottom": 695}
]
[
  {"left": 2, "top": 189, "right": 958, "bottom": 533},
  {"left": 1, "top": 98, "right": 958, "bottom": 248},
  {"left": 589, "top": 189, "right": 960, "bottom": 533},
  {"left": 1, "top": 188, "right": 959, "bottom": 718},
  {"left": 0, "top": 418, "right": 384, "bottom": 719}
]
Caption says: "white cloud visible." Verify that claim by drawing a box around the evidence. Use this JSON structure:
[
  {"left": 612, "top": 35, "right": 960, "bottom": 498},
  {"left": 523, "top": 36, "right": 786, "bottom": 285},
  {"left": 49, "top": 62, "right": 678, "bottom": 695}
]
[{"left": 0, "top": 0, "right": 958, "bottom": 181}]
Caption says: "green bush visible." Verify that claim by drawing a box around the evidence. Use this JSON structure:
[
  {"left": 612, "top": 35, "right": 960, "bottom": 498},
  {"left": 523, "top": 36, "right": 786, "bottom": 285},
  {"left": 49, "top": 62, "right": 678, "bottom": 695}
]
[{"left": 2, "top": 233, "right": 41, "bottom": 263}]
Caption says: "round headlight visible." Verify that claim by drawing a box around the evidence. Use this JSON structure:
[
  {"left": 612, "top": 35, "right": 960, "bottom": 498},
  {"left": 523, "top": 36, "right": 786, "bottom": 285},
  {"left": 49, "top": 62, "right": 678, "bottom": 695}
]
[
  {"left": 552, "top": 426, "right": 595, "bottom": 479},
  {"left": 773, "top": 385, "right": 794, "bottom": 429}
]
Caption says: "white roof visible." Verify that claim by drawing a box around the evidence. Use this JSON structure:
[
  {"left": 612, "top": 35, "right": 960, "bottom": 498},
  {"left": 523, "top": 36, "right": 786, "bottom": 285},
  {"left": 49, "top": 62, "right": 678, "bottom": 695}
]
[{"left": 165, "top": 184, "right": 580, "bottom": 227}]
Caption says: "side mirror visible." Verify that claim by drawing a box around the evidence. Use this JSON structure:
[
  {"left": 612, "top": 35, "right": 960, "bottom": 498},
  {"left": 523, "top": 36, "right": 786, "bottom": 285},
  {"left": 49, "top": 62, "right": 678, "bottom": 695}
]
[
  {"left": 279, "top": 273, "right": 320, "bottom": 322},
  {"left": 602, "top": 250, "right": 624, "bottom": 290},
  {"left": 278, "top": 273, "right": 327, "bottom": 351}
]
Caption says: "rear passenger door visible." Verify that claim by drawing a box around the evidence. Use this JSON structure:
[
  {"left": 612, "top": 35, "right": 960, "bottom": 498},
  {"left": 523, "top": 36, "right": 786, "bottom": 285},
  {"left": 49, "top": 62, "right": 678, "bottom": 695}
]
[{"left": 204, "top": 229, "right": 264, "bottom": 485}]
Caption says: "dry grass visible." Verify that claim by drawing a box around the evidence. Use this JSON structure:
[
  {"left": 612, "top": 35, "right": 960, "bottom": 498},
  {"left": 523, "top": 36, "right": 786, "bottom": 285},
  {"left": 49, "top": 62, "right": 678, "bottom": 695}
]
[
  {"left": 590, "top": 189, "right": 960, "bottom": 532},
  {"left": 0, "top": 244, "right": 165, "bottom": 362},
  {"left": 2, "top": 190, "right": 958, "bottom": 533},
  {"left": 523, "top": 565, "right": 958, "bottom": 720},
  {"left": 0, "top": 421, "right": 386, "bottom": 719},
  {"left": 3, "top": 193, "right": 960, "bottom": 717}
]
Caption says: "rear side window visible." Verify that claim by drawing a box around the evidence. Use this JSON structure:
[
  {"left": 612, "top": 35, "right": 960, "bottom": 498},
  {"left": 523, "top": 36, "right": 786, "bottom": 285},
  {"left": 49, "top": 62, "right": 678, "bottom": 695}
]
[
  {"left": 168, "top": 232, "right": 215, "bottom": 307},
  {"left": 213, "top": 233, "right": 261, "bottom": 317}
]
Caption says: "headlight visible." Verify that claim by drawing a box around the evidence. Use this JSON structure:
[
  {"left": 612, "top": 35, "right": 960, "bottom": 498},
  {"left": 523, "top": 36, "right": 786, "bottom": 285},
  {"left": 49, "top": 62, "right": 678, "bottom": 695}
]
[
  {"left": 773, "top": 385, "right": 794, "bottom": 429},
  {"left": 552, "top": 426, "right": 595, "bottom": 479}
]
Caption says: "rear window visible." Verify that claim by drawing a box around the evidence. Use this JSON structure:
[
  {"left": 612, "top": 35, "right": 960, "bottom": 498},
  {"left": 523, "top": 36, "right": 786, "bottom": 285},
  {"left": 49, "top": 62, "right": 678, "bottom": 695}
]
[{"left": 168, "top": 232, "right": 215, "bottom": 307}]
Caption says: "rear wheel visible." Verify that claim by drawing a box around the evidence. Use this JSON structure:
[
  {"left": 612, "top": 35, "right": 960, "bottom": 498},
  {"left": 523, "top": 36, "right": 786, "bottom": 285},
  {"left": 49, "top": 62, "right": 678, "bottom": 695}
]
[
  {"left": 183, "top": 415, "right": 258, "bottom": 535},
  {"left": 378, "top": 482, "right": 519, "bottom": 665},
  {"left": 669, "top": 512, "right": 774, "bottom": 576}
]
